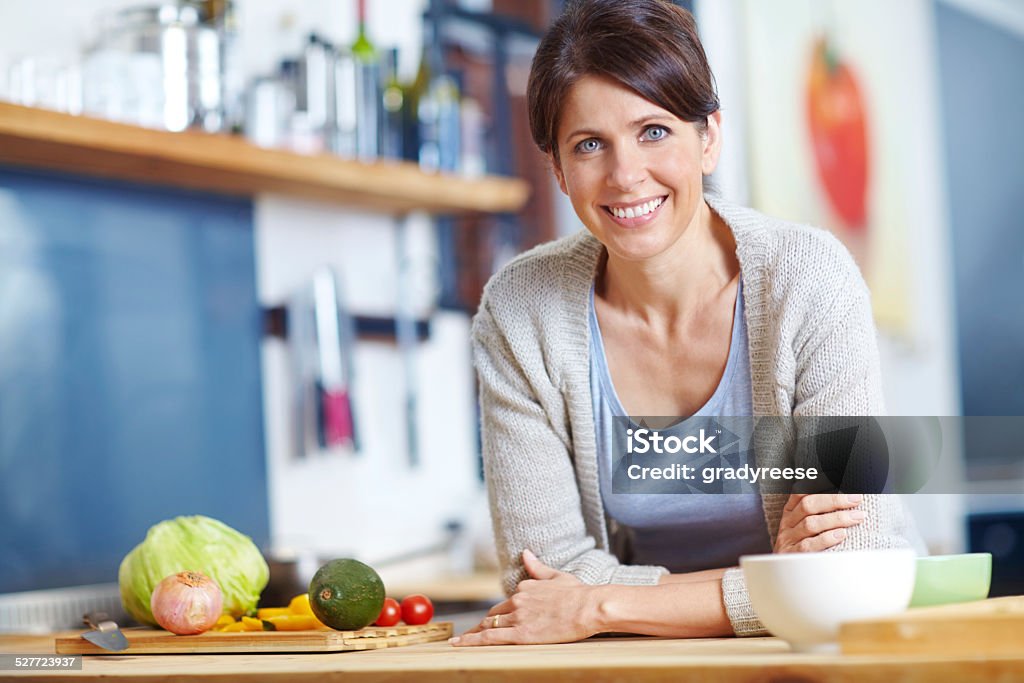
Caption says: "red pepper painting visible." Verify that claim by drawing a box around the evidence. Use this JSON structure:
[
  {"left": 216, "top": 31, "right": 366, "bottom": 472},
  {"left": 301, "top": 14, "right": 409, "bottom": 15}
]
[
  {"left": 806, "top": 36, "right": 870, "bottom": 231},
  {"left": 742, "top": 3, "right": 915, "bottom": 335}
]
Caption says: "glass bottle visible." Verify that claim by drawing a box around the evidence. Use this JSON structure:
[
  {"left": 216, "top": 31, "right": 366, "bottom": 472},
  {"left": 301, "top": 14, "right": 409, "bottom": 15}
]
[
  {"left": 416, "top": 21, "right": 460, "bottom": 172},
  {"left": 380, "top": 48, "right": 405, "bottom": 160},
  {"left": 351, "top": 0, "right": 380, "bottom": 160},
  {"left": 403, "top": 41, "right": 431, "bottom": 163}
]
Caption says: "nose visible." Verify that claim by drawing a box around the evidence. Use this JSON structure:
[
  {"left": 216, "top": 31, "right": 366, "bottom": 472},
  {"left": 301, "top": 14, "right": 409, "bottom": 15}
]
[{"left": 606, "top": 144, "right": 647, "bottom": 192}]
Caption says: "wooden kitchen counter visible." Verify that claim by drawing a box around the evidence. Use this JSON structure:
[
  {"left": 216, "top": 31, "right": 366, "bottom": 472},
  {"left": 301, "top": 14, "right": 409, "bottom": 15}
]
[{"left": 2, "top": 630, "right": 1021, "bottom": 682}]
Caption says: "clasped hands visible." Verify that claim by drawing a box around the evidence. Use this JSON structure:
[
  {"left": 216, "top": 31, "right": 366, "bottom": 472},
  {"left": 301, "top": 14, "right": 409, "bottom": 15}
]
[
  {"left": 449, "top": 548, "right": 598, "bottom": 646},
  {"left": 450, "top": 492, "right": 866, "bottom": 646}
]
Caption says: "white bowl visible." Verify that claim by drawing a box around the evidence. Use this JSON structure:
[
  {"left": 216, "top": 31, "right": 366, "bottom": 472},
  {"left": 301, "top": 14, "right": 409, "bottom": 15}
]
[{"left": 740, "top": 549, "right": 916, "bottom": 653}]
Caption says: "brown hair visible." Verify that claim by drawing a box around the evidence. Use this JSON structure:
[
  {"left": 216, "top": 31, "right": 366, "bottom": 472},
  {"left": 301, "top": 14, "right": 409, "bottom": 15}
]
[{"left": 528, "top": 0, "right": 720, "bottom": 163}]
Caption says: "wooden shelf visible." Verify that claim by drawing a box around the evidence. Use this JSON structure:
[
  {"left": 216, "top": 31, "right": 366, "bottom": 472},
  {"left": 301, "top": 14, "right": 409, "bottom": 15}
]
[{"left": 0, "top": 102, "right": 530, "bottom": 215}]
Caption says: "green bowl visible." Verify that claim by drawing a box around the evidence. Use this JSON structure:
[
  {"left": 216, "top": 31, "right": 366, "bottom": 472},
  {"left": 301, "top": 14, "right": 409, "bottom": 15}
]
[{"left": 909, "top": 553, "right": 992, "bottom": 608}]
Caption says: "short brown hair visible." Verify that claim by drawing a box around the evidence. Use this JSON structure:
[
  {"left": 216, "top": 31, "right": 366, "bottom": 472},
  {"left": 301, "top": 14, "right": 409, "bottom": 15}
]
[{"left": 528, "top": 0, "right": 720, "bottom": 162}]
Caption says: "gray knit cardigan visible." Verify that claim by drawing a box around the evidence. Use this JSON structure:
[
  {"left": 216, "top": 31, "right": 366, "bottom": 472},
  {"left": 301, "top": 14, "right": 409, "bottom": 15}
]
[{"left": 470, "top": 193, "right": 919, "bottom": 636}]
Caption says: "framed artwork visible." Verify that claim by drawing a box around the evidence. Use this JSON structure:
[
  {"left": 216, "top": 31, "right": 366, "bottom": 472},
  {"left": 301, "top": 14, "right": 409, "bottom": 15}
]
[{"left": 740, "top": 0, "right": 926, "bottom": 335}]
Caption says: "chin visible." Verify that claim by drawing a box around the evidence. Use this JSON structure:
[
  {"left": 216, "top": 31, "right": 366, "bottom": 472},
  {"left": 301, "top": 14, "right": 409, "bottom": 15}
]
[{"left": 603, "top": 233, "right": 675, "bottom": 263}]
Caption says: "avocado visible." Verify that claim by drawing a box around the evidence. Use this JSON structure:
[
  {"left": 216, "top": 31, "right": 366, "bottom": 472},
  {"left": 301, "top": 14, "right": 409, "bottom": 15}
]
[{"left": 308, "top": 559, "right": 386, "bottom": 631}]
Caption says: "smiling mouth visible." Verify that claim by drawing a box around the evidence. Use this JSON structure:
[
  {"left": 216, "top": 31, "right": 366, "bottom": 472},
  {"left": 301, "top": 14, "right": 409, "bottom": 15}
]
[{"left": 602, "top": 196, "right": 667, "bottom": 221}]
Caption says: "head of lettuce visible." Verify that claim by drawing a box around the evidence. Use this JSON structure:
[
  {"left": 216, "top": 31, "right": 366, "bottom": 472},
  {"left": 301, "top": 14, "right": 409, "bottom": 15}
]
[{"left": 119, "top": 515, "right": 269, "bottom": 626}]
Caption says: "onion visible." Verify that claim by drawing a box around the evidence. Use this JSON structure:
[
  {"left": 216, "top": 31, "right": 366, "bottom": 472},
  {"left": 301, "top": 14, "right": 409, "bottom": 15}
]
[{"left": 150, "top": 571, "right": 224, "bottom": 635}]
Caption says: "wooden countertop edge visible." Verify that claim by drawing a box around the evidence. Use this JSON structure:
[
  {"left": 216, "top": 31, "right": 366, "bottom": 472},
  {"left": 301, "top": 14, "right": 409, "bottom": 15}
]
[
  {"left": 0, "top": 102, "right": 530, "bottom": 215},
  {"left": 4, "top": 655, "right": 1024, "bottom": 683},
  {"left": 3, "top": 633, "right": 1024, "bottom": 682}
]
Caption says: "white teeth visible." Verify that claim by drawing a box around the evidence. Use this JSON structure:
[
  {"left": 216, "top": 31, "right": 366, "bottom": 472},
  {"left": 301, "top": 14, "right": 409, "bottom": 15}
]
[{"left": 610, "top": 197, "right": 663, "bottom": 220}]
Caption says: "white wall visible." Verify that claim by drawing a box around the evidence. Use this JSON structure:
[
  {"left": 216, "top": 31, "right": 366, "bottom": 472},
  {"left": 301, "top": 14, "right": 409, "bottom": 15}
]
[
  {"left": 256, "top": 198, "right": 482, "bottom": 567},
  {"left": 693, "top": 0, "right": 750, "bottom": 206},
  {"left": 868, "top": 0, "right": 965, "bottom": 552}
]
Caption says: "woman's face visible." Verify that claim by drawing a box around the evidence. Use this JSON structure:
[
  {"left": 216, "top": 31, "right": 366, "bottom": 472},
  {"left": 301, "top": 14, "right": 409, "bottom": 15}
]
[{"left": 552, "top": 75, "right": 722, "bottom": 263}]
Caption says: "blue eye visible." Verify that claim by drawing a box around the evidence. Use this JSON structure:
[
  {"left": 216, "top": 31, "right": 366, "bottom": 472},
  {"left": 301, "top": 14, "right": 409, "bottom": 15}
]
[
  {"left": 575, "top": 138, "right": 601, "bottom": 154},
  {"left": 643, "top": 125, "right": 669, "bottom": 141}
]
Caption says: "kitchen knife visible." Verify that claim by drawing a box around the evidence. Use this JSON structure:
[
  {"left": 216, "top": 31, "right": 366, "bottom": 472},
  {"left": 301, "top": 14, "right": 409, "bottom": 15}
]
[
  {"left": 82, "top": 613, "right": 129, "bottom": 652},
  {"left": 312, "top": 267, "right": 359, "bottom": 451}
]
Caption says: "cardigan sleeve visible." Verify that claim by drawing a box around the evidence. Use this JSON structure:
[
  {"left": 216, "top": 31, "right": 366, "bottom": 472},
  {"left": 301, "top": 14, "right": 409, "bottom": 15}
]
[
  {"left": 471, "top": 301, "right": 668, "bottom": 598},
  {"left": 723, "top": 238, "right": 921, "bottom": 637}
]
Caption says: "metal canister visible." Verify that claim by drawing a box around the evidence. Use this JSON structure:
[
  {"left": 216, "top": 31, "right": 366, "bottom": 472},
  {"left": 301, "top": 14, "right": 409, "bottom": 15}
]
[
  {"left": 83, "top": 2, "right": 226, "bottom": 132},
  {"left": 295, "top": 33, "right": 336, "bottom": 150},
  {"left": 244, "top": 75, "right": 295, "bottom": 149}
]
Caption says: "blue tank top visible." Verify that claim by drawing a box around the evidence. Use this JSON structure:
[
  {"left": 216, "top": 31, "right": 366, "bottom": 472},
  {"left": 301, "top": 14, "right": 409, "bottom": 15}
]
[{"left": 589, "top": 279, "right": 772, "bottom": 573}]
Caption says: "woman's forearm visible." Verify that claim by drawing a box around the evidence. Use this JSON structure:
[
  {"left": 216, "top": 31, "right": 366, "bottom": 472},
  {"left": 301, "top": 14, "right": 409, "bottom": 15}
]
[
  {"left": 589, "top": 580, "right": 734, "bottom": 638},
  {"left": 657, "top": 567, "right": 729, "bottom": 584}
]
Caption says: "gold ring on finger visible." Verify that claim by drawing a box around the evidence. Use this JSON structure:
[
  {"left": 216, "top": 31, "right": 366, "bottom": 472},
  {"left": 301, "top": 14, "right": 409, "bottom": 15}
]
[{"left": 492, "top": 614, "right": 501, "bottom": 629}]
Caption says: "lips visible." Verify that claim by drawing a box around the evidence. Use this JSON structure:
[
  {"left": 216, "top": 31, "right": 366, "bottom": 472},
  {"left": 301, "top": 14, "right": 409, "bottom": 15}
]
[{"left": 602, "top": 195, "right": 667, "bottom": 226}]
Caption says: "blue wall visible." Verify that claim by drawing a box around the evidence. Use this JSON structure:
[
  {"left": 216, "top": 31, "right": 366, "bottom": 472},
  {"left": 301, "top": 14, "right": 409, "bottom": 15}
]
[
  {"left": 0, "top": 167, "right": 268, "bottom": 593},
  {"left": 935, "top": 4, "right": 1024, "bottom": 417}
]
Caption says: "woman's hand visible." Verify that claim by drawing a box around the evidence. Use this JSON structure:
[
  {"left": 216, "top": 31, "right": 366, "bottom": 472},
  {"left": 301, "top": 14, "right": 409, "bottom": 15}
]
[
  {"left": 774, "top": 493, "right": 865, "bottom": 553},
  {"left": 450, "top": 549, "right": 600, "bottom": 646}
]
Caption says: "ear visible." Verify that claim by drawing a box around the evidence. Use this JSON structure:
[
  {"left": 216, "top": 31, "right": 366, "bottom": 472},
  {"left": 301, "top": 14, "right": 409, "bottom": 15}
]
[
  {"left": 701, "top": 110, "right": 723, "bottom": 176},
  {"left": 549, "top": 153, "right": 569, "bottom": 196}
]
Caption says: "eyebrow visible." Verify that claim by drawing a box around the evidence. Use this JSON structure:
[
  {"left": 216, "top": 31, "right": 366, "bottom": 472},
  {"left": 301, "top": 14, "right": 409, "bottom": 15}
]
[{"left": 563, "top": 114, "right": 676, "bottom": 144}]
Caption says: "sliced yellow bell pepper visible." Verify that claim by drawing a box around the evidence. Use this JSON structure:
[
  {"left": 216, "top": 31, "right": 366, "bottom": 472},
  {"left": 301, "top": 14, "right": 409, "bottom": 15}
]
[
  {"left": 288, "top": 593, "right": 315, "bottom": 616},
  {"left": 219, "top": 621, "right": 247, "bottom": 632},
  {"left": 240, "top": 616, "right": 264, "bottom": 631},
  {"left": 227, "top": 593, "right": 329, "bottom": 632},
  {"left": 264, "top": 614, "right": 324, "bottom": 631}
]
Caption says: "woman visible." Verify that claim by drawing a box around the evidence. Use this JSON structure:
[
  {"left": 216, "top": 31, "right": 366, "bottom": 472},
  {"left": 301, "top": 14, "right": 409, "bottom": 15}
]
[{"left": 454, "top": 0, "right": 920, "bottom": 646}]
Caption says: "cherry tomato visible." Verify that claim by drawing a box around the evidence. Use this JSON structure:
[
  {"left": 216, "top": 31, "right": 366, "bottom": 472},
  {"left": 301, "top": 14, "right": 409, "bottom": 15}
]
[
  {"left": 374, "top": 597, "right": 401, "bottom": 627},
  {"left": 400, "top": 594, "right": 434, "bottom": 625}
]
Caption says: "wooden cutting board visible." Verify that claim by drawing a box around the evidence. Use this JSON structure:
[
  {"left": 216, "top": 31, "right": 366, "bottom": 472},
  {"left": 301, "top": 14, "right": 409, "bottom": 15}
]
[
  {"left": 55, "top": 622, "right": 453, "bottom": 655},
  {"left": 840, "top": 596, "right": 1024, "bottom": 656}
]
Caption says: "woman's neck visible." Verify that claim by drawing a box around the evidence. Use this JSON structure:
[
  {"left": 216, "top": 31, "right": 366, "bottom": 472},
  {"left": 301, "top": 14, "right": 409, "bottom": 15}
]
[{"left": 597, "top": 200, "right": 739, "bottom": 326}]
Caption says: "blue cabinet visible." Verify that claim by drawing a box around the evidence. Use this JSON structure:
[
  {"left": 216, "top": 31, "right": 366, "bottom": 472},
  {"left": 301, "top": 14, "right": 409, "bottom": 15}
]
[{"left": 0, "top": 166, "right": 268, "bottom": 593}]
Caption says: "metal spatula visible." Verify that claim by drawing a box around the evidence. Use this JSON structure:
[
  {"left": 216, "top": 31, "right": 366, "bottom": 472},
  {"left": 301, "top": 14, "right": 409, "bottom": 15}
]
[{"left": 82, "top": 613, "right": 129, "bottom": 652}]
